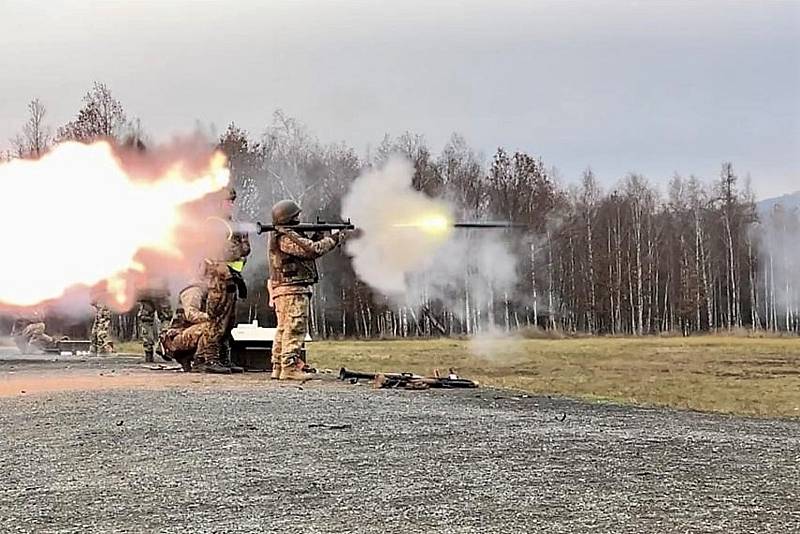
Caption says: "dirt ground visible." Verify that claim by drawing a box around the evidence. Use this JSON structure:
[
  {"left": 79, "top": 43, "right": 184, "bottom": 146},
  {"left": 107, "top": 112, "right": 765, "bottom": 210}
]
[{"left": 0, "top": 349, "right": 798, "bottom": 533}]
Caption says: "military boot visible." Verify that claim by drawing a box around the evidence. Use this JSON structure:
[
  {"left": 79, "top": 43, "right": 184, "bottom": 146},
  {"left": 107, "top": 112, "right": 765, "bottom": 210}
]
[
  {"left": 144, "top": 350, "right": 155, "bottom": 363},
  {"left": 173, "top": 351, "right": 193, "bottom": 372},
  {"left": 174, "top": 355, "right": 191, "bottom": 372},
  {"left": 270, "top": 363, "right": 281, "bottom": 380},
  {"left": 278, "top": 367, "right": 316, "bottom": 381},
  {"left": 217, "top": 344, "right": 243, "bottom": 373},
  {"left": 279, "top": 357, "right": 316, "bottom": 381},
  {"left": 155, "top": 340, "right": 173, "bottom": 362},
  {"left": 192, "top": 360, "right": 232, "bottom": 374}
]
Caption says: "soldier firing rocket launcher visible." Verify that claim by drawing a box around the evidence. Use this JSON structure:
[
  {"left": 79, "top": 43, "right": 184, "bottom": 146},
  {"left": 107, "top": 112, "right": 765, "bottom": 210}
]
[{"left": 254, "top": 218, "right": 356, "bottom": 235}]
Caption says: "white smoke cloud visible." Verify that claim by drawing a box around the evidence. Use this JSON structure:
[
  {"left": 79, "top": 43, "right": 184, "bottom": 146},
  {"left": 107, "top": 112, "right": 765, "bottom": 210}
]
[
  {"left": 342, "top": 157, "right": 520, "bottom": 320},
  {"left": 342, "top": 158, "right": 454, "bottom": 295},
  {"left": 756, "top": 204, "right": 800, "bottom": 328}
]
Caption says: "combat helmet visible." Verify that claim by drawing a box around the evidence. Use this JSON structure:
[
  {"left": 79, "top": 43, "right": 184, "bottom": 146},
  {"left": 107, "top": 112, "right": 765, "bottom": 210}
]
[{"left": 272, "top": 199, "right": 301, "bottom": 224}]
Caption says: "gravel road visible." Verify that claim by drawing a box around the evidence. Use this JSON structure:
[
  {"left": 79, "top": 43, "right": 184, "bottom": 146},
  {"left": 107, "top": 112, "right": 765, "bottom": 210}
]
[{"left": 0, "top": 352, "right": 797, "bottom": 533}]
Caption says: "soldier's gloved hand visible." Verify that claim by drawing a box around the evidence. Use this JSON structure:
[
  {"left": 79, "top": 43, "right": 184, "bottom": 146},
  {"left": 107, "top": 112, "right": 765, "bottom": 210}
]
[{"left": 332, "top": 229, "right": 351, "bottom": 244}]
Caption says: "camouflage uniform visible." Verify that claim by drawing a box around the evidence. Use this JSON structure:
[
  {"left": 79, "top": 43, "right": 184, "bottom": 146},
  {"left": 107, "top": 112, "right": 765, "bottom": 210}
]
[
  {"left": 162, "top": 322, "right": 212, "bottom": 360},
  {"left": 90, "top": 304, "right": 114, "bottom": 354},
  {"left": 192, "top": 262, "right": 235, "bottom": 364},
  {"left": 159, "top": 264, "right": 234, "bottom": 371},
  {"left": 271, "top": 293, "right": 311, "bottom": 370},
  {"left": 159, "top": 281, "right": 213, "bottom": 371},
  {"left": 219, "top": 219, "right": 250, "bottom": 364},
  {"left": 269, "top": 228, "right": 341, "bottom": 374},
  {"left": 137, "top": 285, "right": 173, "bottom": 362},
  {"left": 180, "top": 284, "right": 210, "bottom": 326},
  {"left": 160, "top": 303, "right": 212, "bottom": 372},
  {"left": 163, "top": 189, "right": 250, "bottom": 373},
  {"left": 11, "top": 315, "right": 55, "bottom": 353}
]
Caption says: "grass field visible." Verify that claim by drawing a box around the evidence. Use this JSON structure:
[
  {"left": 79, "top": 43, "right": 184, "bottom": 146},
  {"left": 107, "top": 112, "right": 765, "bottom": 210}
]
[
  {"left": 310, "top": 336, "right": 800, "bottom": 418},
  {"left": 116, "top": 336, "right": 800, "bottom": 418}
]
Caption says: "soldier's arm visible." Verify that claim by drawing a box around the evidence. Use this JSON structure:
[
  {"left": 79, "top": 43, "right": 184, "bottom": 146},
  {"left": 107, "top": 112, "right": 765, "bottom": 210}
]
[
  {"left": 184, "top": 305, "right": 209, "bottom": 324},
  {"left": 278, "top": 231, "right": 338, "bottom": 259},
  {"left": 180, "top": 287, "right": 209, "bottom": 323}
]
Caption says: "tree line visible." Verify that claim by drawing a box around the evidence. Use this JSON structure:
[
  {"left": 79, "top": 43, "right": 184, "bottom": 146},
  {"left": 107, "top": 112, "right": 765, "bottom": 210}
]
[{"left": 4, "top": 82, "right": 798, "bottom": 339}]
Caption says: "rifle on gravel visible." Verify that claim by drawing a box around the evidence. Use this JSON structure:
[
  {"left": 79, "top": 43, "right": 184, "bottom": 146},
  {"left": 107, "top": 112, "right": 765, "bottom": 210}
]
[{"left": 338, "top": 368, "right": 478, "bottom": 390}]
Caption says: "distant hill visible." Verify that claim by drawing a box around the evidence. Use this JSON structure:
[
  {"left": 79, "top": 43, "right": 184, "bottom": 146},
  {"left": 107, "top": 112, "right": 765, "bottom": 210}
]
[{"left": 757, "top": 191, "right": 800, "bottom": 215}]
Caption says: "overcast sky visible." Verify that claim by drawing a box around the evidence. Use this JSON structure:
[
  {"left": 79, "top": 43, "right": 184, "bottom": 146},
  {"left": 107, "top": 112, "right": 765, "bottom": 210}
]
[{"left": 1, "top": 0, "right": 798, "bottom": 198}]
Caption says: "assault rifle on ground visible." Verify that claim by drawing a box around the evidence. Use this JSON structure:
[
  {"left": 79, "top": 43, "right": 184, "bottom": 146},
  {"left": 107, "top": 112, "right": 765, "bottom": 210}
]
[{"left": 339, "top": 367, "right": 479, "bottom": 389}]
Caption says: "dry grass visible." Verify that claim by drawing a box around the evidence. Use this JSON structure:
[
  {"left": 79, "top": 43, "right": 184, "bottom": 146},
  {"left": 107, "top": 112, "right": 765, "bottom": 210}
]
[
  {"left": 309, "top": 336, "right": 800, "bottom": 418},
  {"left": 116, "top": 341, "right": 145, "bottom": 354},
  {"left": 113, "top": 335, "right": 800, "bottom": 417}
]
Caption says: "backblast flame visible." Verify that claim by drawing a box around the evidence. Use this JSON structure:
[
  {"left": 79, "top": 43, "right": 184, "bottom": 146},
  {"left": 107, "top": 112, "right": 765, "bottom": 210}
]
[{"left": 0, "top": 140, "right": 230, "bottom": 310}]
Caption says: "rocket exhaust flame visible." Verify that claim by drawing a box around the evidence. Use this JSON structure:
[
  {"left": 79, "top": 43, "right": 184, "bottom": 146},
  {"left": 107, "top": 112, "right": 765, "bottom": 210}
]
[
  {"left": 391, "top": 215, "right": 452, "bottom": 236},
  {"left": 0, "top": 140, "right": 230, "bottom": 310},
  {"left": 392, "top": 217, "right": 526, "bottom": 235}
]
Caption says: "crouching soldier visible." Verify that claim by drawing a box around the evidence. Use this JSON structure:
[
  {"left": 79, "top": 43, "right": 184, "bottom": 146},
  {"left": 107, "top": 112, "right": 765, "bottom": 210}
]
[
  {"left": 268, "top": 200, "right": 348, "bottom": 380},
  {"left": 158, "top": 307, "right": 209, "bottom": 372},
  {"left": 11, "top": 311, "right": 57, "bottom": 353},
  {"left": 159, "top": 261, "right": 240, "bottom": 374}
]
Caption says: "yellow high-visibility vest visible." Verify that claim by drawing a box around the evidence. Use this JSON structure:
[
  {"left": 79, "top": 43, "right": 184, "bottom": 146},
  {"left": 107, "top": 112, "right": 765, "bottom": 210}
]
[{"left": 227, "top": 260, "right": 245, "bottom": 272}]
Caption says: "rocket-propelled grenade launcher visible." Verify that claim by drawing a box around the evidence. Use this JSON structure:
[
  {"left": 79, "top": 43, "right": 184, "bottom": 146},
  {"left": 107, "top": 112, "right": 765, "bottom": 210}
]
[
  {"left": 255, "top": 218, "right": 356, "bottom": 235},
  {"left": 253, "top": 218, "right": 526, "bottom": 234}
]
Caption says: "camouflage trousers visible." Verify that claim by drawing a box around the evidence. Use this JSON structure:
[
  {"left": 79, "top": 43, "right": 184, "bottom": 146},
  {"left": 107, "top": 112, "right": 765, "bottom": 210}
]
[
  {"left": 15, "top": 323, "right": 54, "bottom": 352},
  {"left": 90, "top": 306, "right": 114, "bottom": 354},
  {"left": 204, "top": 266, "right": 238, "bottom": 363},
  {"left": 138, "top": 297, "right": 172, "bottom": 357},
  {"left": 162, "top": 322, "right": 212, "bottom": 360},
  {"left": 271, "top": 293, "right": 310, "bottom": 369},
  {"left": 219, "top": 293, "right": 238, "bottom": 364}
]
